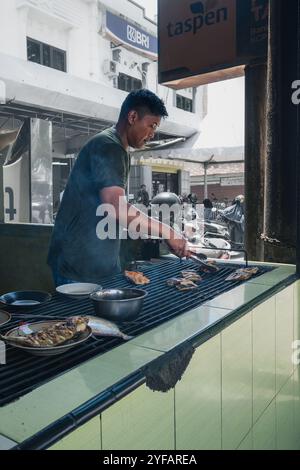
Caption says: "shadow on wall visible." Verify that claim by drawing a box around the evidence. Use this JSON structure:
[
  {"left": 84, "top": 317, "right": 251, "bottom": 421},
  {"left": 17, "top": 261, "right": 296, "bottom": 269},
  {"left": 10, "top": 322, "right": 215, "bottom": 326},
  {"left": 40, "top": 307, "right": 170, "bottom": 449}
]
[{"left": 0, "top": 224, "right": 54, "bottom": 293}]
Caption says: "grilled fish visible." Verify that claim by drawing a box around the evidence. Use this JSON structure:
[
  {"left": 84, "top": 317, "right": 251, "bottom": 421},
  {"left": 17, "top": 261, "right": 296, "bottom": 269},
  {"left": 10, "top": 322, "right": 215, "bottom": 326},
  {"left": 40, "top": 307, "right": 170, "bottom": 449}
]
[
  {"left": 83, "top": 316, "right": 132, "bottom": 340},
  {"left": 125, "top": 270, "right": 150, "bottom": 285},
  {"left": 7, "top": 317, "right": 88, "bottom": 348}
]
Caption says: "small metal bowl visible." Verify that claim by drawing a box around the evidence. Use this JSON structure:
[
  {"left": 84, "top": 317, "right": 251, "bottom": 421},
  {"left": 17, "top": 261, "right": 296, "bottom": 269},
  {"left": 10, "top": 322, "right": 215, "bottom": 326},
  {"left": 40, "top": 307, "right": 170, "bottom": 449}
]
[{"left": 90, "top": 288, "right": 147, "bottom": 322}]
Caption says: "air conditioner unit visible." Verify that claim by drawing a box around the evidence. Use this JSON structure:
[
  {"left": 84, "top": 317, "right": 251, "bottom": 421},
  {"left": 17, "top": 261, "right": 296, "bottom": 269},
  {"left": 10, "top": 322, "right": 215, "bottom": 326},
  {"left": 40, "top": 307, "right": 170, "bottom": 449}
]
[
  {"left": 142, "top": 62, "right": 150, "bottom": 73},
  {"left": 112, "top": 48, "right": 121, "bottom": 63},
  {"left": 103, "top": 59, "right": 118, "bottom": 76}
]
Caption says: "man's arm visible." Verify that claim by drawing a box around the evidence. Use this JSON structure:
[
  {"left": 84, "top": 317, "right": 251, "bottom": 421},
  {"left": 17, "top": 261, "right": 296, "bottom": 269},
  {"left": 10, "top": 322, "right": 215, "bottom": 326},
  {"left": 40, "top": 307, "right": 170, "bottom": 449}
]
[{"left": 100, "top": 186, "right": 190, "bottom": 258}]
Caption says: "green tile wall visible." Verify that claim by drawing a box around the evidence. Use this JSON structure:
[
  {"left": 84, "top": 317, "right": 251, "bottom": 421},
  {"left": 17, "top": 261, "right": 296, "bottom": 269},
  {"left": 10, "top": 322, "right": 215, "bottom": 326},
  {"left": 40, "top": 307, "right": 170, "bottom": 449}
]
[
  {"left": 221, "top": 314, "right": 252, "bottom": 450},
  {"left": 253, "top": 401, "right": 276, "bottom": 450},
  {"left": 252, "top": 298, "right": 276, "bottom": 422},
  {"left": 101, "top": 384, "right": 174, "bottom": 450},
  {"left": 175, "top": 335, "right": 221, "bottom": 450},
  {"left": 49, "top": 417, "right": 101, "bottom": 450},
  {"left": 275, "top": 286, "right": 294, "bottom": 392},
  {"left": 276, "top": 376, "right": 295, "bottom": 450}
]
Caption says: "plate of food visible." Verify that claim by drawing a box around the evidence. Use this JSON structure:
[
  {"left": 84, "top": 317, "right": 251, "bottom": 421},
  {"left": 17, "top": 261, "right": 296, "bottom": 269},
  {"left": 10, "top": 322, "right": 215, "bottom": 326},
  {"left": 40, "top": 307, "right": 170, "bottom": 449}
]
[
  {"left": 56, "top": 283, "right": 102, "bottom": 300},
  {"left": 0, "top": 317, "right": 92, "bottom": 356}
]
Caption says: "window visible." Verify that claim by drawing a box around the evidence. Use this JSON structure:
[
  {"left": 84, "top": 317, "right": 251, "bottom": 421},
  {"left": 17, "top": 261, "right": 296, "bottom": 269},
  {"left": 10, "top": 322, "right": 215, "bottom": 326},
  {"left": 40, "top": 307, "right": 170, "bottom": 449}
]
[
  {"left": 27, "top": 38, "right": 67, "bottom": 72},
  {"left": 176, "top": 94, "right": 193, "bottom": 113},
  {"left": 118, "top": 73, "right": 142, "bottom": 92}
]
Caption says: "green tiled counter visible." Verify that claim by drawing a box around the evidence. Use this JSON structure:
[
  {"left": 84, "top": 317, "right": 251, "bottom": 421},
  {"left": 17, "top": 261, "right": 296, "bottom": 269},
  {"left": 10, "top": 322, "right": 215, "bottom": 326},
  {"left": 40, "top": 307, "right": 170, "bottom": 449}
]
[{"left": 0, "top": 263, "right": 299, "bottom": 450}]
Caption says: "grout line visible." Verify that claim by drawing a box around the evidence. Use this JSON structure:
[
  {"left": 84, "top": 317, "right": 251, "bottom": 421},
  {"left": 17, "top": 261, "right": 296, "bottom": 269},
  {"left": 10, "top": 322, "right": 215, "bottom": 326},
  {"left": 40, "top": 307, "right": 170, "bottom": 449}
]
[{"left": 99, "top": 414, "right": 103, "bottom": 451}]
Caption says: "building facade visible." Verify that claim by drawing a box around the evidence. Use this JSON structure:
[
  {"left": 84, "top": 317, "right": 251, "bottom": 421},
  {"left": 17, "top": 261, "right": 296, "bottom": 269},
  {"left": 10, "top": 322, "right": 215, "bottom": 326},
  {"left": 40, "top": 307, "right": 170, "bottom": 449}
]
[{"left": 0, "top": 0, "right": 208, "bottom": 223}]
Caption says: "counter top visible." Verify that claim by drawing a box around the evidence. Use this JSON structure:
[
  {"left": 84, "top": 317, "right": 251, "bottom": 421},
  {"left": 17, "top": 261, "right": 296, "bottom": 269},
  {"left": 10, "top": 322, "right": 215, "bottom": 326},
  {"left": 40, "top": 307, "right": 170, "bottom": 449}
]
[{"left": 0, "top": 262, "right": 296, "bottom": 448}]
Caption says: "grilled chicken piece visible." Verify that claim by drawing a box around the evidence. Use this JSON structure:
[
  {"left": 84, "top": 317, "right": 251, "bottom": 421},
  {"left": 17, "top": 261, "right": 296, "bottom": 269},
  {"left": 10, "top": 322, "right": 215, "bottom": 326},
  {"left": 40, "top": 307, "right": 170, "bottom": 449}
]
[
  {"left": 8, "top": 317, "right": 88, "bottom": 348},
  {"left": 181, "top": 271, "right": 202, "bottom": 282},
  {"left": 176, "top": 280, "right": 198, "bottom": 291},
  {"left": 225, "top": 267, "right": 259, "bottom": 281},
  {"left": 166, "top": 277, "right": 184, "bottom": 287},
  {"left": 167, "top": 272, "right": 201, "bottom": 291},
  {"left": 125, "top": 270, "right": 150, "bottom": 285}
]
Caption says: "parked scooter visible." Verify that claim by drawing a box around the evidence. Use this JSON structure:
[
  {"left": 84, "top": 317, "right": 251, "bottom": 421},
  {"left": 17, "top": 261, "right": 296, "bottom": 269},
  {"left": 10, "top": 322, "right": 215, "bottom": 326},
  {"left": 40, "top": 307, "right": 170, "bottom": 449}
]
[
  {"left": 217, "top": 196, "right": 245, "bottom": 251},
  {"left": 183, "top": 210, "right": 231, "bottom": 259}
]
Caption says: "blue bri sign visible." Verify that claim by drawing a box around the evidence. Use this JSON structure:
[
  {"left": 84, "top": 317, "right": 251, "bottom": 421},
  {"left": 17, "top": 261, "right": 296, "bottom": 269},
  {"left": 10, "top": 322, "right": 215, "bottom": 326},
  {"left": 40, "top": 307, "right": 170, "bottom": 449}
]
[{"left": 105, "top": 11, "right": 158, "bottom": 60}]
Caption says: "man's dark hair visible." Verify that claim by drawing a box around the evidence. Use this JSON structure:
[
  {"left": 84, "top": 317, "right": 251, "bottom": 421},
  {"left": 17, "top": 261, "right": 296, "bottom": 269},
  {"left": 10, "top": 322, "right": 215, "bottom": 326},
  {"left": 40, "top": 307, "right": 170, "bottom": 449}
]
[
  {"left": 119, "top": 89, "right": 168, "bottom": 121},
  {"left": 203, "top": 198, "right": 213, "bottom": 209}
]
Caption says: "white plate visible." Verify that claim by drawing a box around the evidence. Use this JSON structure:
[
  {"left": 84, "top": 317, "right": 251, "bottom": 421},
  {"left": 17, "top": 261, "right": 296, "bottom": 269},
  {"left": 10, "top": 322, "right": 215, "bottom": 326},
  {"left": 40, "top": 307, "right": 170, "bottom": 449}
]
[{"left": 56, "top": 283, "right": 102, "bottom": 300}]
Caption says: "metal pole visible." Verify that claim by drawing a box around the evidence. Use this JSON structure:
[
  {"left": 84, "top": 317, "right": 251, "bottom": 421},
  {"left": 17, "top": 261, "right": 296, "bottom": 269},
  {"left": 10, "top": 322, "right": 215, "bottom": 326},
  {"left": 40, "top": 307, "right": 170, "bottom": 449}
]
[
  {"left": 204, "top": 162, "right": 208, "bottom": 199},
  {"left": 203, "top": 154, "right": 214, "bottom": 200}
]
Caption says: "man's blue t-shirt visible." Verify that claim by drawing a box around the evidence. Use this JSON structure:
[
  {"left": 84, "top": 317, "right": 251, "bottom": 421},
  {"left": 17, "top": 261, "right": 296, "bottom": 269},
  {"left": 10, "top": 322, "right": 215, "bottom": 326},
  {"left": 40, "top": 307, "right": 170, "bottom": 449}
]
[{"left": 47, "top": 127, "right": 130, "bottom": 282}]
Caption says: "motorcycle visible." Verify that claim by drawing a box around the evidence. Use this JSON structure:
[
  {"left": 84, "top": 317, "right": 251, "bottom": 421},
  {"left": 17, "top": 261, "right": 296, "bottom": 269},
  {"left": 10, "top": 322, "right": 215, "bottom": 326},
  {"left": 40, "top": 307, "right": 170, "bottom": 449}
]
[{"left": 182, "top": 210, "right": 231, "bottom": 259}]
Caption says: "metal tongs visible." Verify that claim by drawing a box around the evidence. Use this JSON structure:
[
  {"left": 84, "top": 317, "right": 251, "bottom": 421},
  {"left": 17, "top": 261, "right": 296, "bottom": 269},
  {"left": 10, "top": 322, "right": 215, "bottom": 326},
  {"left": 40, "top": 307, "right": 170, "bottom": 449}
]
[{"left": 188, "top": 252, "right": 219, "bottom": 273}]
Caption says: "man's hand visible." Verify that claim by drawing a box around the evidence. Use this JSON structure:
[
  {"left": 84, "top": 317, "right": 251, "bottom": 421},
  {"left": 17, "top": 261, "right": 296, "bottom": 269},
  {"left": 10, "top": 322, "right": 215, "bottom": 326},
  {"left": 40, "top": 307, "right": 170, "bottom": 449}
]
[{"left": 165, "top": 230, "right": 191, "bottom": 259}]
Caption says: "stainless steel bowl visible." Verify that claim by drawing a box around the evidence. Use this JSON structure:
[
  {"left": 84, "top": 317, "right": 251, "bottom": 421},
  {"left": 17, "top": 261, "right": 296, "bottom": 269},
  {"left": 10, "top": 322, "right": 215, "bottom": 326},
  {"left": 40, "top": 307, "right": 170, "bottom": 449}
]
[{"left": 90, "top": 288, "right": 147, "bottom": 322}]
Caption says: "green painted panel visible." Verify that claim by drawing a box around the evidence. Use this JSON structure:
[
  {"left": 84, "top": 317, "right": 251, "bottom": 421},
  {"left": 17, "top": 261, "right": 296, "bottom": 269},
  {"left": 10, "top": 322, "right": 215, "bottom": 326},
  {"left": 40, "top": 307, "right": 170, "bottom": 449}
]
[
  {"left": 252, "top": 298, "right": 276, "bottom": 422},
  {"left": 101, "top": 385, "right": 174, "bottom": 450},
  {"left": 253, "top": 401, "right": 276, "bottom": 450},
  {"left": 175, "top": 335, "right": 221, "bottom": 450},
  {"left": 221, "top": 314, "right": 252, "bottom": 450},
  {"left": 276, "top": 376, "right": 295, "bottom": 450},
  {"left": 49, "top": 416, "right": 101, "bottom": 450},
  {"left": 275, "top": 286, "right": 294, "bottom": 393},
  {"left": 236, "top": 431, "right": 253, "bottom": 450}
]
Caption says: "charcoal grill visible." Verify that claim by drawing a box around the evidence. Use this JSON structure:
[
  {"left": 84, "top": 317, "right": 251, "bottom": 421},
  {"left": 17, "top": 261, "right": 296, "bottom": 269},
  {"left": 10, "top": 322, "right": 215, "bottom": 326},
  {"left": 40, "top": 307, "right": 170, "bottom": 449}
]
[{"left": 0, "top": 259, "right": 273, "bottom": 407}]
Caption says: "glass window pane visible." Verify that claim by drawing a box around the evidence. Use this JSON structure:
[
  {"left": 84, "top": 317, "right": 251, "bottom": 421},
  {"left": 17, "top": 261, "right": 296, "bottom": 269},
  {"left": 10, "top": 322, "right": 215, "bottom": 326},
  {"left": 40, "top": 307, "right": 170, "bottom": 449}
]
[
  {"left": 176, "top": 94, "right": 193, "bottom": 113},
  {"left": 133, "top": 79, "right": 142, "bottom": 90},
  {"left": 118, "top": 74, "right": 126, "bottom": 91},
  {"left": 43, "top": 44, "right": 51, "bottom": 67},
  {"left": 52, "top": 49, "right": 66, "bottom": 72},
  {"left": 27, "top": 39, "right": 41, "bottom": 64}
]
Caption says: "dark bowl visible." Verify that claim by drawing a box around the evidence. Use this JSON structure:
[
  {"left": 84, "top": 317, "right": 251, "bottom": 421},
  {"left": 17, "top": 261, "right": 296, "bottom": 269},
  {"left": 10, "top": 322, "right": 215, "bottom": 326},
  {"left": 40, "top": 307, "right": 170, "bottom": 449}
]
[
  {"left": 0, "top": 291, "right": 52, "bottom": 309},
  {"left": 90, "top": 288, "right": 147, "bottom": 322}
]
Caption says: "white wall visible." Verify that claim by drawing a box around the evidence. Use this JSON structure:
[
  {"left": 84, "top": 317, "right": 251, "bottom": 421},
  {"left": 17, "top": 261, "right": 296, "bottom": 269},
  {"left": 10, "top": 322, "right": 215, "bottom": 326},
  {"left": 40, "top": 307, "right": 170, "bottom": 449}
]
[
  {"left": 0, "top": 1, "right": 22, "bottom": 58},
  {"left": 0, "top": 0, "right": 205, "bottom": 137},
  {"left": 199, "top": 77, "right": 245, "bottom": 148}
]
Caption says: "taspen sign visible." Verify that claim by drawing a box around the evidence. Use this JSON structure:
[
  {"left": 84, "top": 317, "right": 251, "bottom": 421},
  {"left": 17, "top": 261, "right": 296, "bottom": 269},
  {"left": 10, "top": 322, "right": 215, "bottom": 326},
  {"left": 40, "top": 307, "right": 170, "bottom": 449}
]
[
  {"left": 159, "top": 0, "right": 268, "bottom": 84},
  {"left": 105, "top": 11, "right": 158, "bottom": 60},
  {"left": 167, "top": 1, "right": 229, "bottom": 37}
]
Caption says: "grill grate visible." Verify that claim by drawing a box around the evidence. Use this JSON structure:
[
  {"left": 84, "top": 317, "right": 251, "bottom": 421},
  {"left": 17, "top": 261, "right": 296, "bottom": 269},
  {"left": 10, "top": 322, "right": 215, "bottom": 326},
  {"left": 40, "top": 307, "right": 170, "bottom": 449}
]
[{"left": 0, "top": 260, "right": 273, "bottom": 407}]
